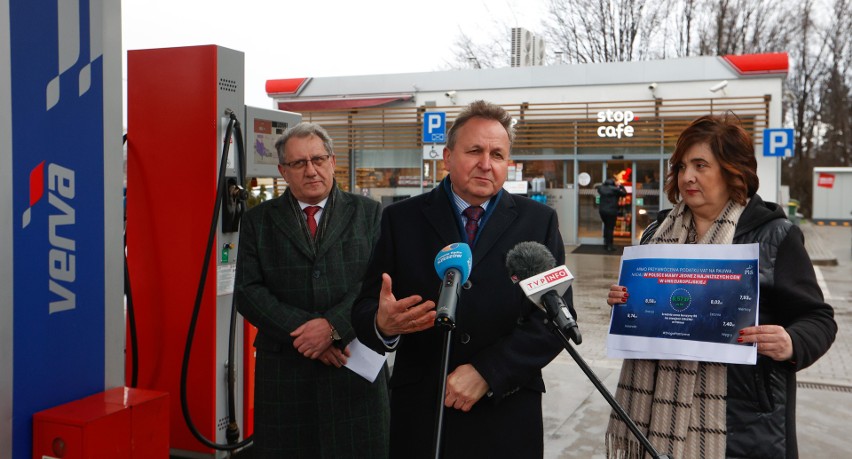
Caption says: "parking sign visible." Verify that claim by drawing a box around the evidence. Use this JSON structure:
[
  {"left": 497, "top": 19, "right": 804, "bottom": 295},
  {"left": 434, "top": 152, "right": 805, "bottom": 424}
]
[
  {"left": 763, "top": 129, "right": 794, "bottom": 157},
  {"left": 423, "top": 112, "right": 446, "bottom": 143}
]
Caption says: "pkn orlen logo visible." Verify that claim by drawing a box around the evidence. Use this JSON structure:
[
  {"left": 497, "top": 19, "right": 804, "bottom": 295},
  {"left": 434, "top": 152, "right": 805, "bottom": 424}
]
[{"left": 22, "top": 160, "right": 78, "bottom": 314}]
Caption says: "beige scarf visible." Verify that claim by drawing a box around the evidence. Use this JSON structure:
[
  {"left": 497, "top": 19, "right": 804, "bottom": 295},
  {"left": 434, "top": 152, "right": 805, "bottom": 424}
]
[{"left": 605, "top": 199, "right": 746, "bottom": 459}]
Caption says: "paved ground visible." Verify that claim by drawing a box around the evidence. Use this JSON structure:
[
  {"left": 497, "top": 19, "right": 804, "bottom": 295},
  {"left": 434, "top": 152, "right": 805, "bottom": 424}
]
[{"left": 542, "top": 221, "right": 852, "bottom": 458}]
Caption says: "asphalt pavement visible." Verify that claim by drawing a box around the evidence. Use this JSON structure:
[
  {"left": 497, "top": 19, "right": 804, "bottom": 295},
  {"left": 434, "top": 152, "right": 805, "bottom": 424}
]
[{"left": 541, "top": 221, "right": 852, "bottom": 458}]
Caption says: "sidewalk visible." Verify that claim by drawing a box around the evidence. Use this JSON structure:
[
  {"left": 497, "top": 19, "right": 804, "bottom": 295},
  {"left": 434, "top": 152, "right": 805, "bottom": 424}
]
[{"left": 542, "top": 222, "right": 852, "bottom": 458}]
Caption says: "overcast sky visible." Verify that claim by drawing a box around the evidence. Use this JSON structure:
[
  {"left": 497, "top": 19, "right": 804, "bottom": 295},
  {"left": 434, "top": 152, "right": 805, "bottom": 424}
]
[{"left": 122, "top": 0, "right": 549, "bottom": 108}]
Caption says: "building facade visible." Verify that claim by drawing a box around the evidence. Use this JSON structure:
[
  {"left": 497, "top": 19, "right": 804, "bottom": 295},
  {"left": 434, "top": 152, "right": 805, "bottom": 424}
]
[{"left": 265, "top": 53, "right": 787, "bottom": 245}]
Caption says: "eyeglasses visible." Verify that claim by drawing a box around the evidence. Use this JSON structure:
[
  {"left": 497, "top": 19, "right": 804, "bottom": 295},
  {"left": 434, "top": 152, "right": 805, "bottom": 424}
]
[{"left": 281, "top": 154, "right": 332, "bottom": 170}]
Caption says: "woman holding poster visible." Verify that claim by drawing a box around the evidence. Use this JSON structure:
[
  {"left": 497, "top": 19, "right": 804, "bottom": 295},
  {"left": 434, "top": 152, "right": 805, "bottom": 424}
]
[{"left": 604, "top": 114, "right": 836, "bottom": 459}]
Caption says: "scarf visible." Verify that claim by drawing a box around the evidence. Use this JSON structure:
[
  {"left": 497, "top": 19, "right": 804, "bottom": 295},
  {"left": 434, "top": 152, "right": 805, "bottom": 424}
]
[{"left": 605, "top": 199, "right": 746, "bottom": 459}]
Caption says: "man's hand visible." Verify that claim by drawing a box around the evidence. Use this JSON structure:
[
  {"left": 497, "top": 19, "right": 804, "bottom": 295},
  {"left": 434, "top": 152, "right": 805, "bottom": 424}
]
[
  {"left": 738, "top": 325, "right": 794, "bottom": 361},
  {"left": 375, "top": 273, "right": 436, "bottom": 336},
  {"left": 444, "top": 364, "right": 489, "bottom": 412},
  {"left": 318, "top": 345, "right": 351, "bottom": 368},
  {"left": 291, "top": 318, "right": 333, "bottom": 359}
]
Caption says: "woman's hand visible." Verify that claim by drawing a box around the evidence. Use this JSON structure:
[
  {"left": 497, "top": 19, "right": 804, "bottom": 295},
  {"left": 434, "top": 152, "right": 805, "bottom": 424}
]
[
  {"left": 738, "top": 325, "right": 794, "bottom": 361},
  {"left": 607, "top": 284, "right": 628, "bottom": 307}
]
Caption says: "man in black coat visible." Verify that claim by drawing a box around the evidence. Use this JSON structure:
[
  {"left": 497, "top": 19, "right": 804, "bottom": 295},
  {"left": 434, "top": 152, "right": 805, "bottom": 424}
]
[
  {"left": 352, "top": 101, "right": 571, "bottom": 458},
  {"left": 596, "top": 178, "right": 627, "bottom": 251}
]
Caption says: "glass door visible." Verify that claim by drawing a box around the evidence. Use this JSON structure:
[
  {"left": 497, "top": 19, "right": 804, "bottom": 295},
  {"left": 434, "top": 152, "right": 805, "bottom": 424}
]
[
  {"left": 633, "top": 161, "right": 664, "bottom": 242},
  {"left": 577, "top": 161, "right": 604, "bottom": 244},
  {"left": 577, "top": 160, "right": 634, "bottom": 246}
]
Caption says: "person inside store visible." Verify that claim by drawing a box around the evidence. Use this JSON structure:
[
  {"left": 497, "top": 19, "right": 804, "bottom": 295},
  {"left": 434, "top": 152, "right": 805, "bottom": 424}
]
[
  {"left": 235, "top": 122, "right": 389, "bottom": 458},
  {"left": 351, "top": 100, "right": 571, "bottom": 458},
  {"left": 597, "top": 177, "right": 627, "bottom": 251},
  {"left": 642, "top": 171, "right": 660, "bottom": 207},
  {"left": 604, "top": 114, "right": 837, "bottom": 459}
]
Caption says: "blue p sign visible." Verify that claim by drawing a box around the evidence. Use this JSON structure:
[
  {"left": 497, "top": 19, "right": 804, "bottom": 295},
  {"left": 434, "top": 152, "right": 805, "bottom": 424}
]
[
  {"left": 763, "top": 129, "right": 794, "bottom": 157},
  {"left": 423, "top": 112, "right": 446, "bottom": 143}
]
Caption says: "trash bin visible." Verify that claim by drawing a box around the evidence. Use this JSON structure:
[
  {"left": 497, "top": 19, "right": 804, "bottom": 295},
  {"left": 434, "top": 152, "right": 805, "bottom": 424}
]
[{"left": 787, "top": 199, "right": 800, "bottom": 225}]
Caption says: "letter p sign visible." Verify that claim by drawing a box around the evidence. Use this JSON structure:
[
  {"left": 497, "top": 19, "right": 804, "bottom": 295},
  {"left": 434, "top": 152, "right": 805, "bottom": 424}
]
[
  {"left": 763, "top": 129, "right": 794, "bottom": 157},
  {"left": 423, "top": 112, "right": 446, "bottom": 143}
]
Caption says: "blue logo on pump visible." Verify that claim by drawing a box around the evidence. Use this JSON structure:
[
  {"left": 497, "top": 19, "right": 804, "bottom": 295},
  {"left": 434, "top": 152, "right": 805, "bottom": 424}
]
[
  {"left": 10, "top": 1, "right": 108, "bottom": 457},
  {"left": 21, "top": 161, "right": 78, "bottom": 314}
]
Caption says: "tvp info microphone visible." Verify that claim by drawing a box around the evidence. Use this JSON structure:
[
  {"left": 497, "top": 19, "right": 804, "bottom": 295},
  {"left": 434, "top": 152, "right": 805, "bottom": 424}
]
[
  {"left": 505, "top": 241, "right": 582, "bottom": 344},
  {"left": 433, "top": 243, "right": 473, "bottom": 329}
]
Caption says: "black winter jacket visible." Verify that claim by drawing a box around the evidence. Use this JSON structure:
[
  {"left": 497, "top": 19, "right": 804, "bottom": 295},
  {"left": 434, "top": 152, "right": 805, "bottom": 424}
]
[
  {"left": 597, "top": 179, "right": 626, "bottom": 216},
  {"left": 642, "top": 195, "right": 836, "bottom": 459}
]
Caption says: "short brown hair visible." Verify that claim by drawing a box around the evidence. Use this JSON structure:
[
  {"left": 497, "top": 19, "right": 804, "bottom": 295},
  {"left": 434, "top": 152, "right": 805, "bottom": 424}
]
[
  {"left": 665, "top": 114, "right": 759, "bottom": 205},
  {"left": 446, "top": 100, "right": 515, "bottom": 149}
]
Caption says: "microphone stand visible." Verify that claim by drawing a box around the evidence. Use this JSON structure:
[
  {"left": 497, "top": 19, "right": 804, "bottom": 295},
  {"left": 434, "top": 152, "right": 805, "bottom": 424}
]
[
  {"left": 546, "top": 322, "right": 672, "bottom": 459},
  {"left": 432, "top": 322, "right": 453, "bottom": 459}
]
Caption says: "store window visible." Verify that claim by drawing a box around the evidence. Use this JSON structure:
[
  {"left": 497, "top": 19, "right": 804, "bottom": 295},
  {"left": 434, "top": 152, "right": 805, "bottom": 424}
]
[
  {"left": 354, "top": 148, "right": 422, "bottom": 205},
  {"left": 518, "top": 159, "right": 574, "bottom": 190}
]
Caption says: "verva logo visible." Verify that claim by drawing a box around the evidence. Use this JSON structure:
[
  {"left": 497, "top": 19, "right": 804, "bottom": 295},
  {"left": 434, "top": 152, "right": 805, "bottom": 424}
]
[{"left": 22, "top": 161, "right": 77, "bottom": 314}]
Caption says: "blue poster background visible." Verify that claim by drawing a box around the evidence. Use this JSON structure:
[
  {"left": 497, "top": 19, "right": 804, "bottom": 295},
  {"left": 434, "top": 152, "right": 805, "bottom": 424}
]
[{"left": 610, "top": 258, "right": 758, "bottom": 345}]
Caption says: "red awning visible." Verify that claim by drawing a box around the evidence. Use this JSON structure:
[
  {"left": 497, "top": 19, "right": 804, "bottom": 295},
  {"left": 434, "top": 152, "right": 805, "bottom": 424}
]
[
  {"left": 276, "top": 96, "right": 413, "bottom": 112},
  {"left": 266, "top": 78, "right": 310, "bottom": 95},
  {"left": 722, "top": 53, "right": 788, "bottom": 75}
]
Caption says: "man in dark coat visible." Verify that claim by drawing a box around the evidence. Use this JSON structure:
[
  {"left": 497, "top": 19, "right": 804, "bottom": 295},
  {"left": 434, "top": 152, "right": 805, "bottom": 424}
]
[
  {"left": 596, "top": 178, "right": 627, "bottom": 251},
  {"left": 235, "top": 122, "right": 388, "bottom": 458},
  {"left": 352, "top": 101, "right": 571, "bottom": 458}
]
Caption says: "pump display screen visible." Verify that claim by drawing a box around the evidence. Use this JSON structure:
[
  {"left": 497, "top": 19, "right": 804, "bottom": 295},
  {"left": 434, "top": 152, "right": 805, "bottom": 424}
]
[{"left": 244, "top": 106, "right": 301, "bottom": 178}]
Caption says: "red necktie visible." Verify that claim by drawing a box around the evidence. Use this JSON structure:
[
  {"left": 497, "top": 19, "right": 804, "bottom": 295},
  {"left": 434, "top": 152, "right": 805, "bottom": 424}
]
[
  {"left": 304, "top": 206, "right": 320, "bottom": 238},
  {"left": 462, "top": 206, "right": 484, "bottom": 245}
]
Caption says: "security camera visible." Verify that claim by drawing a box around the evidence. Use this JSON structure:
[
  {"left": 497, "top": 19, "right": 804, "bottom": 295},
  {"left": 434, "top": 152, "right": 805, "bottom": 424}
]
[
  {"left": 445, "top": 91, "right": 457, "bottom": 98},
  {"left": 709, "top": 80, "right": 728, "bottom": 93},
  {"left": 648, "top": 82, "right": 658, "bottom": 90}
]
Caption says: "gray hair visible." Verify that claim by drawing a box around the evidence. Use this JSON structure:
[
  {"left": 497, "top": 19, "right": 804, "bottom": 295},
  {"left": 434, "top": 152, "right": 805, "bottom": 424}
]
[
  {"left": 446, "top": 100, "right": 515, "bottom": 149},
  {"left": 274, "top": 122, "right": 334, "bottom": 164}
]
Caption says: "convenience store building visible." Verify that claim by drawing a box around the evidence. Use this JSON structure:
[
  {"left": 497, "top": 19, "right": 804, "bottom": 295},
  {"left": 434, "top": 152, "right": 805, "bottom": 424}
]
[{"left": 265, "top": 53, "right": 787, "bottom": 246}]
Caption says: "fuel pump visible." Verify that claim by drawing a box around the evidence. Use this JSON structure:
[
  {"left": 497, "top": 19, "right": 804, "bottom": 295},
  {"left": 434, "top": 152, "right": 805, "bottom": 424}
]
[{"left": 126, "top": 44, "right": 299, "bottom": 458}]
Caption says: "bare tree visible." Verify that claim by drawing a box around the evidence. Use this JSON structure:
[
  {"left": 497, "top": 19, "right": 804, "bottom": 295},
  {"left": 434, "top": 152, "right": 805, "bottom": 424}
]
[
  {"left": 541, "top": 0, "right": 671, "bottom": 63},
  {"left": 814, "top": 0, "right": 852, "bottom": 169},
  {"left": 444, "top": 20, "right": 514, "bottom": 69},
  {"left": 445, "top": 0, "right": 852, "bottom": 216}
]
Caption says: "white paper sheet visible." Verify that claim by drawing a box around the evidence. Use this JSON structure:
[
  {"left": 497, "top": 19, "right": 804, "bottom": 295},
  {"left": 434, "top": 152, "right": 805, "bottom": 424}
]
[{"left": 344, "top": 338, "right": 387, "bottom": 382}]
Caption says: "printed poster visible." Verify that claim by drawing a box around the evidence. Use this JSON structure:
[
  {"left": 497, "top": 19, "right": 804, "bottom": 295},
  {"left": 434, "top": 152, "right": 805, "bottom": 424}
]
[{"left": 607, "top": 243, "right": 759, "bottom": 364}]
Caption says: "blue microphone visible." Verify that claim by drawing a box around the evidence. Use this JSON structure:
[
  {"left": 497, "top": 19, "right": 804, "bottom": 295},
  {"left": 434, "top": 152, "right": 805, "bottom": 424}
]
[{"left": 433, "top": 243, "right": 473, "bottom": 329}]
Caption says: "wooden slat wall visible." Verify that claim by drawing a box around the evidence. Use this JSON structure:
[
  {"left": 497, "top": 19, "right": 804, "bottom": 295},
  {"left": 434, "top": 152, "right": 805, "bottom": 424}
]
[{"left": 298, "top": 96, "right": 770, "bottom": 190}]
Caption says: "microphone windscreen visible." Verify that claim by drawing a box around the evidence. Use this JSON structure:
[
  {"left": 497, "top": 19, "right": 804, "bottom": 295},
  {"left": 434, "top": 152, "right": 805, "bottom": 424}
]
[
  {"left": 505, "top": 241, "right": 556, "bottom": 280},
  {"left": 434, "top": 243, "right": 473, "bottom": 283}
]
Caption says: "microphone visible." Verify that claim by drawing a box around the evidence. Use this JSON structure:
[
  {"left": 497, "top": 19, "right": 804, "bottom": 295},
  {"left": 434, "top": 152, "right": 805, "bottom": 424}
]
[
  {"left": 433, "top": 243, "right": 473, "bottom": 329},
  {"left": 505, "top": 242, "right": 582, "bottom": 344}
]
